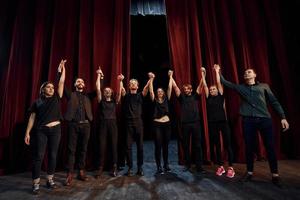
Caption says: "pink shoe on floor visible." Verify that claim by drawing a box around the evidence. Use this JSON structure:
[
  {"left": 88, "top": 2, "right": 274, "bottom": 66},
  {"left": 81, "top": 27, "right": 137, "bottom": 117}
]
[
  {"left": 216, "top": 166, "right": 225, "bottom": 176},
  {"left": 226, "top": 167, "right": 235, "bottom": 178}
]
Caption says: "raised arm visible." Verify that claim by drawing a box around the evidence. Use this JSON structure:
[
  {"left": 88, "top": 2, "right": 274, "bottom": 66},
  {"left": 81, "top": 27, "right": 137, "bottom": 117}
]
[
  {"left": 57, "top": 59, "right": 66, "bottom": 98},
  {"left": 117, "top": 74, "right": 126, "bottom": 103},
  {"left": 214, "top": 64, "right": 223, "bottom": 95},
  {"left": 214, "top": 64, "right": 238, "bottom": 90},
  {"left": 24, "top": 113, "right": 36, "bottom": 145},
  {"left": 196, "top": 67, "right": 206, "bottom": 95},
  {"left": 149, "top": 72, "right": 155, "bottom": 101},
  {"left": 142, "top": 74, "right": 153, "bottom": 97},
  {"left": 200, "top": 67, "right": 209, "bottom": 98},
  {"left": 167, "top": 70, "right": 173, "bottom": 100},
  {"left": 96, "top": 67, "right": 103, "bottom": 103},
  {"left": 172, "top": 75, "right": 181, "bottom": 97}
]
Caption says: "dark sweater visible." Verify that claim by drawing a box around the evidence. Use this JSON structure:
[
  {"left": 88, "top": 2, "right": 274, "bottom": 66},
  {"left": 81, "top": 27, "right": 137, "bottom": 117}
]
[{"left": 220, "top": 75, "right": 285, "bottom": 119}]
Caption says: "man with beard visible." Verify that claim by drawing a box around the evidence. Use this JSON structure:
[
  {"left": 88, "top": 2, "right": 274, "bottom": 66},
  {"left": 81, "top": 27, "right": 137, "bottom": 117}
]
[
  {"left": 63, "top": 69, "right": 98, "bottom": 186},
  {"left": 172, "top": 74, "right": 206, "bottom": 173}
]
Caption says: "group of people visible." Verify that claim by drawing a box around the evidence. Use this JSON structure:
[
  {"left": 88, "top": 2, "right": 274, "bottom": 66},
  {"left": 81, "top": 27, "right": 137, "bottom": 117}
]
[{"left": 24, "top": 60, "right": 289, "bottom": 194}]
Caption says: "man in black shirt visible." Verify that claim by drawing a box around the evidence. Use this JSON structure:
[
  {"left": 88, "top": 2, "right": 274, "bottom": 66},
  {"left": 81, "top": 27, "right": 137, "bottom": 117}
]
[
  {"left": 172, "top": 75, "right": 205, "bottom": 173},
  {"left": 63, "top": 70, "right": 97, "bottom": 186},
  {"left": 119, "top": 74, "right": 152, "bottom": 176}
]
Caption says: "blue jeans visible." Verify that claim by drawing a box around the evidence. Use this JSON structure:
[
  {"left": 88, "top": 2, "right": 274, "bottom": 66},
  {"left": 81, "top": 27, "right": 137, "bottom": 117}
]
[{"left": 242, "top": 117, "right": 278, "bottom": 173}]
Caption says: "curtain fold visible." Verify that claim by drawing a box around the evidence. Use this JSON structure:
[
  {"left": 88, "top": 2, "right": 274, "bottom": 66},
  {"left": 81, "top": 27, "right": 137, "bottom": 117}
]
[
  {"left": 0, "top": 0, "right": 299, "bottom": 175},
  {"left": 0, "top": 0, "right": 130, "bottom": 174},
  {"left": 165, "top": 0, "right": 299, "bottom": 163}
]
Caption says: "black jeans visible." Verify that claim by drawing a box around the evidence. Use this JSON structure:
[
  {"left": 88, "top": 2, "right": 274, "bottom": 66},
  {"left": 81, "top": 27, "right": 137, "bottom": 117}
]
[
  {"left": 208, "top": 121, "right": 234, "bottom": 166},
  {"left": 31, "top": 124, "right": 61, "bottom": 179},
  {"left": 66, "top": 122, "right": 90, "bottom": 172},
  {"left": 242, "top": 117, "right": 278, "bottom": 173},
  {"left": 126, "top": 119, "right": 143, "bottom": 169},
  {"left": 182, "top": 121, "right": 203, "bottom": 168},
  {"left": 98, "top": 119, "right": 118, "bottom": 168},
  {"left": 153, "top": 121, "right": 171, "bottom": 168}
]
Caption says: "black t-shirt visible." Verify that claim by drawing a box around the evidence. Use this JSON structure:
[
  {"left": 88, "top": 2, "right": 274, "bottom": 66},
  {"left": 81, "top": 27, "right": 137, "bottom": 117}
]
[
  {"left": 178, "top": 93, "right": 200, "bottom": 123},
  {"left": 29, "top": 93, "right": 62, "bottom": 128},
  {"left": 98, "top": 99, "right": 117, "bottom": 120},
  {"left": 206, "top": 93, "right": 226, "bottom": 122},
  {"left": 123, "top": 92, "right": 143, "bottom": 119},
  {"left": 153, "top": 98, "right": 169, "bottom": 119}
]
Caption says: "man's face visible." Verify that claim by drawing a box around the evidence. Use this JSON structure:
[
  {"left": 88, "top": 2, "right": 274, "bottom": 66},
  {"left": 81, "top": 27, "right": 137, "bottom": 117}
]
[
  {"left": 43, "top": 83, "right": 54, "bottom": 97},
  {"left": 244, "top": 69, "right": 256, "bottom": 80},
  {"left": 103, "top": 87, "right": 113, "bottom": 98},
  {"left": 129, "top": 79, "right": 139, "bottom": 91},
  {"left": 209, "top": 86, "right": 218, "bottom": 96},
  {"left": 157, "top": 88, "right": 165, "bottom": 99},
  {"left": 75, "top": 78, "right": 85, "bottom": 90},
  {"left": 183, "top": 85, "right": 192, "bottom": 96}
]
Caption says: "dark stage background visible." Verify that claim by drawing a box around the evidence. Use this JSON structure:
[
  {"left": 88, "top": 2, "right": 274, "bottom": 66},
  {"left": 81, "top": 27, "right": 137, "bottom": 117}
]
[{"left": 0, "top": 0, "right": 299, "bottom": 175}]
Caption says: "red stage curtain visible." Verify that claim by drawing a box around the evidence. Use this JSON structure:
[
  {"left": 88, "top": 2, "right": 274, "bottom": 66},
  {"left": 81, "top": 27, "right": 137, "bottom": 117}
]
[
  {"left": 0, "top": 0, "right": 130, "bottom": 174},
  {"left": 0, "top": 0, "right": 299, "bottom": 175},
  {"left": 165, "top": 0, "right": 300, "bottom": 163},
  {"left": 165, "top": 0, "right": 211, "bottom": 163}
]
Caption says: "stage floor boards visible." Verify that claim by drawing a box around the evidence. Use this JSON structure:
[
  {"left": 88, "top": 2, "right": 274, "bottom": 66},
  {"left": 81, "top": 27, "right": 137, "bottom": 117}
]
[{"left": 0, "top": 141, "right": 299, "bottom": 200}]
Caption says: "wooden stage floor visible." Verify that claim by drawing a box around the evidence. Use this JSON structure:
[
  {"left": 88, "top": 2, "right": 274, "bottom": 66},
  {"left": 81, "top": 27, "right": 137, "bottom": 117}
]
[{"left": 0, "top": 141, "right": 299, "bottom": 200}]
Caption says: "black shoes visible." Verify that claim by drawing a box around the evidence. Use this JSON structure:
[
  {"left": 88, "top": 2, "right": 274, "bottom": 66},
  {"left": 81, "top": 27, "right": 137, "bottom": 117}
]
[
  {"left": 164, "top": 165, "right": 171, "bottom": 173},
  {"left": 272, "top": 176, "right": 283, "bottom": 188},
  {"left": 32, "top": 183, "right": 40, "bottom": 195},
  {"left": 126, "top": 168, "right": 134, "bottom": 177},
  {"left": 240, "top": 172, "right": 253, "bottom": 182},
  {"left": 136, "top": 167, "right": 144, "bottom": 176},
  {"left": 156, "top": 166, "right": 164, "bottom": 175},
  {"left": 95, "top": 167, "right": 103, "bottom": 179},
  {"left": 196, "top": 167, "right": 206, "bottom": 174},
  {"left": 46, "top": 179, "right": 57, "bottom": 189},
  {"left": 78, "top": 170, "right": 89, "bottom": 181},
  {"left": 111, "top": 164, "right": 118, "bottom": 177}
]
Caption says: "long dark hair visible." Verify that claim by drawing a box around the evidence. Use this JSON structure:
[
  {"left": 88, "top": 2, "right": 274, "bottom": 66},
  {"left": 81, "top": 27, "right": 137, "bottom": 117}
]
[{"left": 39, "top": 81, "right": 54, "bottom": 98}]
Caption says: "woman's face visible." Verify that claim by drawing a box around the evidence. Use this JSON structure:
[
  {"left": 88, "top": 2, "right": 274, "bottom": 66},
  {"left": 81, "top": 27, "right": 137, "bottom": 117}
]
[{"left": 43, "top": 83, "right": 55, "bottom": 97}]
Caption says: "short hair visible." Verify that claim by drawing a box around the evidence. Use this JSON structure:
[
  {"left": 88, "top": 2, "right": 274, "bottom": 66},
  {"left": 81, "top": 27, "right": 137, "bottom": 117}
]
[
  {"left": 103, "top": 87, "right": 114, "bottom": 95},
  {"left": 245, "top": 68, "right": 256, "bottom": 74},
  {"left": 182, "top": 84, "right": 192, "bottom": 90},
  {"left": 129, "top": 79, "right": 139, "bottom": 86},
  {"left": 74, "top": 77, "right": 85, "bottom": 83}
]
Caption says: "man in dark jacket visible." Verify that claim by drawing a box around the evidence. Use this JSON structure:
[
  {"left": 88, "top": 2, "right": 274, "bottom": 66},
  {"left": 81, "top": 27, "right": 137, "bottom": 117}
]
[
  {"left": 214, "top": 64, "right": 289, "bottom": 187},
  {"left": 63, "top": 71, "right": 99, "bottom": 186}
]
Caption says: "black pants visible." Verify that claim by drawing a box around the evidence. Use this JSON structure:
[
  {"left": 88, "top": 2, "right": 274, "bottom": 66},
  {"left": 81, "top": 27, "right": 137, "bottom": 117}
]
[
  {"left": 182, "top": 122, "right": 203, "bottom": 168},
  {"left": 98, "top": 119, "right": 118, "bottom": 168},
  {"left": 31, "top": 124, "right": 61, "bottom": 179},
  {"left": 153, "top": 121, "right": 171, "bottom": 168},
  {"left": 126, "top": 119, "right": 143, "bottom": 169},
  {"left": 242, "top": 117, "right": 278, "bottom": 173},
  {"left": 66, "top": 122, "right": 90, "bottom": 172},
  {"left": 208, "top": 121, "right": 234, "bottom": 166}
]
